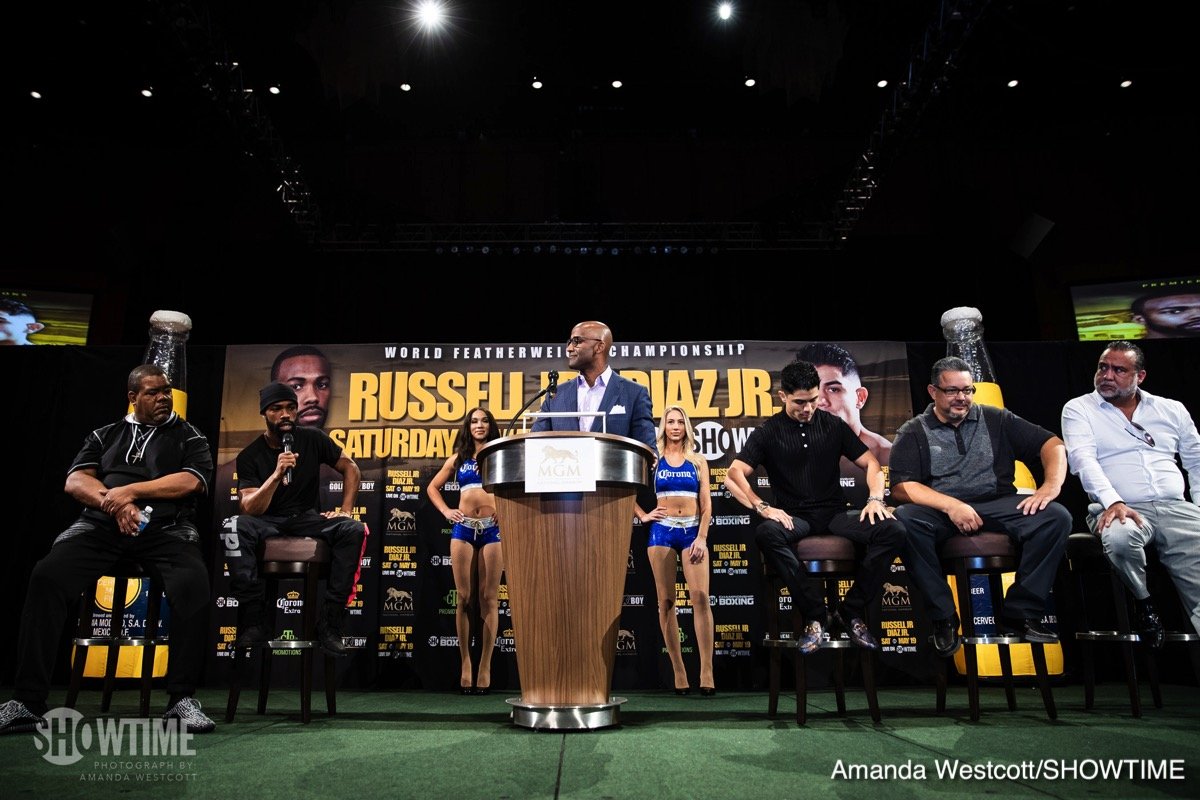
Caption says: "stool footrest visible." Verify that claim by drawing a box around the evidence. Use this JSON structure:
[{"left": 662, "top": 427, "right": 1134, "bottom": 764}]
[
  {"left": 74, "top": 636, "right": 161, "bottom": 647},
  {"left": 962, "top": 634, "right": 1021, "bottom": 645},
  {"left": 1076, "top": 631, "right": 1140, "bottom": 642}
]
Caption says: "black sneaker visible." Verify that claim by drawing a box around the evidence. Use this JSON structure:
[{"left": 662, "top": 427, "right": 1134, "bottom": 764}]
[
  {"left": 930, "top": 617, "right": 962, "bottom": 658},
  {"left": 831, "top": 607, "right": 880, "bottom": 650},
  {"left": 233, "top": 623, "right": 273, "bottom": 648},
  {"left": 317, "top": 602, "right": 349, "bottom": 657},
  {"left": 1137, "top": 604, "right": 1166, "bottom": 649},
  {"left": 0, "top": 700, "right": 46, "bottom": 735},
  {"left": 163, "top": 697, "right": 215, "bottom": 734},
  {"left": 999, "top": 617, "right": 1058, "bottom": 644}
]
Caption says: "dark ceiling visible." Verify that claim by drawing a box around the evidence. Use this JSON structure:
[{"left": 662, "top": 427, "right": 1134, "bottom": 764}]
[{"left": 3, "top": 0, "right": 1195, "bottom": 345}]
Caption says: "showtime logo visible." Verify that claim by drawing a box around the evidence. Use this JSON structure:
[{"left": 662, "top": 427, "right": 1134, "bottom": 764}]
[{"left": 693, "top": 422, "right": 755, "bottom": 461}]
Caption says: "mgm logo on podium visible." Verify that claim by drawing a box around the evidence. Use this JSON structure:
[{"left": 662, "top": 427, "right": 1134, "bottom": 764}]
[{"left": 524, "top": 437, "right": 598, "bottom": 493}]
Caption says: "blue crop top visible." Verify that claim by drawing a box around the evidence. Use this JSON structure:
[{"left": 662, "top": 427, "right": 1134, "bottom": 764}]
[
  {"left": 456, "top": 457, "right": 483, "bottom": 490},
  {"left": 654, "top": 458, "right": 700, "bottom": 499}
]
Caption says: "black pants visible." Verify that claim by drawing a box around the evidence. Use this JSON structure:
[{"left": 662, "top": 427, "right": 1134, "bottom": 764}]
[
  {"left": 895, "top": 496, "right": 1071, "bottom": 622},
  {"left": 755, "top": 508, "right": 906, "bottom": 623},
  {"left": 222, "top": 510, "right": 365, "bottom": 606},
  {"left": 14, "top": 519, "right": 210, "bottom": 713}
]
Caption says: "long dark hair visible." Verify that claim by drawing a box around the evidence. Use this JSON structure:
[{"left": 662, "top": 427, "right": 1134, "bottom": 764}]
[{"left": 454, "top": 407, "right": 500, "bottom": 469}]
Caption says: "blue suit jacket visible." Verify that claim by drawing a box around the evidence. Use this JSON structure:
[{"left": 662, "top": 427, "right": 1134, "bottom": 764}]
[{"left": 531, "top": 372, "right": 657, "bottom": 451}]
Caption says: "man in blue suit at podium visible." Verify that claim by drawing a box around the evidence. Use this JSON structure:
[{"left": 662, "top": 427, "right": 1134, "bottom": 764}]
[{"left": 532, "top": 320, "right": 657, "bottom": 452}]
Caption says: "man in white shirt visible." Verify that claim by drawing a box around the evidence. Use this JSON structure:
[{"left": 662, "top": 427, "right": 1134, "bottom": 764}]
[{"left": 1061, "top": 340, "right": 1200, "bottom": 646}]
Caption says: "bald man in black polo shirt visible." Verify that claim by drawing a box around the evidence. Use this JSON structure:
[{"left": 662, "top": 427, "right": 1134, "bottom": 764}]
[{"left": 725, "top": 360, "right": 905, "bottom": 654}]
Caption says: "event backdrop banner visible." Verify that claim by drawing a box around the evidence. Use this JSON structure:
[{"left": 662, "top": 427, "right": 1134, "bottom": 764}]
[{"left": 208, "top": 339, "right": 913, "bottom": 690}]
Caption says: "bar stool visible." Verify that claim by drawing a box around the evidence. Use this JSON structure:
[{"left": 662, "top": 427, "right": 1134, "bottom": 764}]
[
  {"left": 935, "top": 532, "right": 1056, "bottom": 721},
  {"left": 762, "top": 535, "right": 881, "bottom": 726},
  {"left": 66, "top": 561, "right": 167, "bottom": 717},
  {"left": 226, "top": 537, "right": 337, "bottom": 724},
  {"left": 1067, "top": 532, "right": 1160, "bottom": 716}
]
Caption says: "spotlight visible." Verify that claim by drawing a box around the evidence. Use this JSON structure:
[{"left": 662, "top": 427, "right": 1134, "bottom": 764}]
[
  {"left": 580, "top": 247, "right": 589, "bottom": 255},
  {"left": 531, "top": 78, "right": 543, "bottom": 89},
  {"left": 1120, "top": 79, "right": 1132, "bottom": 88},
  {"left": 512, "top": 246, "right": 521, "bottom": 255},
  {"left": 718, "top": 3, "right": 733, "bottom": 21},
  {"left": 268, "top": 85, "right": 281, "bottom": 95},
  {"left": 450, "top": 246, "right": 459, "bottom": 254},
  {"left": 1006, "top": 79, "right": 1019, "bottom": 88},
  {"left": 564, "top": 247, "right": 573, "bottom": 255},
  {"left": 680, "top": 246, "right": 688, "bottom": 255},
  {"left": 533, "top": 245, "right": 542, "bottom": 254},
  {"left": 141, "top": 87, "right": 153, "bottom": 98},
  {"left": 611, "top": 80, "right": 623, "bottom": 89},
  {"left": 414, "top": 0, "right": 446, "bottom": 31},
  {"left": 435, "top": 246, "right": 444, "bottom": 255},
  {"left": 465, "top": 245, "right": 475, "bottom": 254},
  {"left": 481, "top": 246, "right": 490, "bottom": 255},
  {"left": 876, "top": 79, "right": 888, "bottom": 88},
  {"left": 30, "top": 90, "right": 42, "bottom": 99},
  {"left": 649, "top": 246, "right": 658, "bottom": 255},
  {"left": 548, "top": 245, "right": 557, "bottom": 254},
  {"left": 611, "top": 248, "right": 619, "bottom": 256},
  {"left": 663, "top": 246, "right": 673, "bottom": 255},
  {"left": 401, "top": 83, "right": 412, "bottom": 92},
  {"left": 744, "top": 77, "right": 755, "bottom": 87}
]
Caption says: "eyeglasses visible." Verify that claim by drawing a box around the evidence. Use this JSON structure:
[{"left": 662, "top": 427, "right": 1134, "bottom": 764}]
[
  {"left": 1125, "top": 421, "right": 1155, "bottom": 447},
  {"left": 933, "top": 385, "right": 976, "bottom": 397},
  {"left": 566, "top": 336, "right": 602, "bottom": 347}
]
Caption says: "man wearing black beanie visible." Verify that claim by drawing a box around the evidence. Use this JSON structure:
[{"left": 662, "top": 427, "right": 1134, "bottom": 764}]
[{"left": 220, "top": 382, "right": 365, "bottom": 656}]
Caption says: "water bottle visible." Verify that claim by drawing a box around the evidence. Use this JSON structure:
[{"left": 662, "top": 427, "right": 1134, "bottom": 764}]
[
  {"left": 139, "top": 310, "right": 192, "bottom": 419},
  {"left": 939, "top": 306, "right": 1036, "bottom": 493},
  {"left": 136, "top": 505, "right": 154, "bottom": 535}
]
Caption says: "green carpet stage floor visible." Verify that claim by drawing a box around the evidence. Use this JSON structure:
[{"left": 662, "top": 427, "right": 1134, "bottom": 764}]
[{"left": 3, "top": 684, "right": 1198, "bottom": 799}]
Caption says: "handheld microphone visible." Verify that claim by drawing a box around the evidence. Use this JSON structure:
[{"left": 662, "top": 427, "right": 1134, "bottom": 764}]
[
  {"left": 547, "top": 370, "right": 559, "bottom": 397},
  {"left": 282, "top": 432, "right": 294, "bottom": 486}
]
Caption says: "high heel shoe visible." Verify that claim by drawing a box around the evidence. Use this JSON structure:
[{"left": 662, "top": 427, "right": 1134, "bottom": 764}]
[
  {"left": 699, "top": 687, "right": 717, "bottom": 697},
  {"left": 673, "top": 687, "right": 691, "bottom": 696}
]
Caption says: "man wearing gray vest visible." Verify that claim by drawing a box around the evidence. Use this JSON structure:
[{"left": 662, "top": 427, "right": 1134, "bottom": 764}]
[{"left": 890, "top": 357, "right": 1072, "bottom": 657}]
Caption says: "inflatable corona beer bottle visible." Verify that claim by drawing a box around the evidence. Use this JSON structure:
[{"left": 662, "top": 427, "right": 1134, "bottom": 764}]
[
  {"left": 939, "top": 306, "right": 1062, "bottom": 677},
  {"left": 85, "top": 311, "right": 192, "bottom": 679},
  {"left": 136, "top": 310, "right": 192, "bottom": 418}
]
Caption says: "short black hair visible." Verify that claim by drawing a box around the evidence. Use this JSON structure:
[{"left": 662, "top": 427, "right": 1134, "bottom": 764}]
[
  {"left": 930, "top": 357, "right": 971, "bottom": 386},
  {"left": 1103, "top": 340, "right": 1146, "bottom": 371},
  {"left": 780, "top": 360, "right": 820, "bottom": 393},
  {"left": 128, "top": 364, "right": 167, "bottom": 394},
  {"left": 270, "top": 345, "right": 330, "bottom": 381},
  {"left": 0, "top": 298, "right": 37, "bottom": 317},
  {"left": 1132, "top": 287, "right": 1199, "bottom": 317},
  {"left": 794, "top": 342, "right": 859, "bottom": 378}
]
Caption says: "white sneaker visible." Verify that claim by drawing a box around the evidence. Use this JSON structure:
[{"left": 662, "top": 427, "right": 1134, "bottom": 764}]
[
  {"left": 0, "top": 700, "right": 46, "bottom": 735},
  {"left": 163, "top": 697, "right": 215, "bottom": 734}
]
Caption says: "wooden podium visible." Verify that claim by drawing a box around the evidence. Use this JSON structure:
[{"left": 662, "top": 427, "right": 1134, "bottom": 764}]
[{"left": 478, "top": 431, "right": 655, "bottom": 730}]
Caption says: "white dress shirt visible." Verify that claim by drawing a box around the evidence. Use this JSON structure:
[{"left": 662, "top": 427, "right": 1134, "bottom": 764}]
[
  {"left": 576, "top": 366, "right": 611, "bottom": 432},
  {"left": 1062, "top": 388, "right": 1200, "bottom": 509}
]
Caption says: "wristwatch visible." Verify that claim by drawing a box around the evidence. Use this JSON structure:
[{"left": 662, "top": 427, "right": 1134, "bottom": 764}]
[{"left": 755, "top": 500, "right": 770, "bottom": 514}]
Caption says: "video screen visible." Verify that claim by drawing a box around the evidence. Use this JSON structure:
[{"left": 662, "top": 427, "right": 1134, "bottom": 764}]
[
  {"left": 1, "top": 288, "right": 94, "bottom": 346},
  {"left": 1071, "top": 277, "right": 1200, "bottom": 341}
]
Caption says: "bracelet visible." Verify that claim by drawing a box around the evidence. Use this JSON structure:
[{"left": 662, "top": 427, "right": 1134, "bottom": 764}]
[
  {"left": 867, "top": 496, "right": 885, "bottom": 503},
  {"left": 755, "top": 500, "right": 770, "bottom": 513}
]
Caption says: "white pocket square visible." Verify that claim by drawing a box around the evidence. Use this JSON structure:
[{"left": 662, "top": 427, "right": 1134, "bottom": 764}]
[{"left": 610, "top": 405, "right": 627, "bottom": 415}]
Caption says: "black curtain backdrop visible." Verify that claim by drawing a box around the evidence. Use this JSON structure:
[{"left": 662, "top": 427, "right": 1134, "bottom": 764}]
[{"left": 3, "top": 339, "right": 1195, "bottom": 689}]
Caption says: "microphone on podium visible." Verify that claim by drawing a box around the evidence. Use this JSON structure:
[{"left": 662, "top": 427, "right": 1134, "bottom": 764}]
[
  {"left": 507, "top": 370, "right": 562, "bottom": 435},
  {"left": 282, "top": 432, "right": 294, "bottom": 486}
]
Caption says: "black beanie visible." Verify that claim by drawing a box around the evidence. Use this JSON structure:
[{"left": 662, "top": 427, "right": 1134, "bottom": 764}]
[{"left": 259, "top": 382, "right": 298, "bottom": 413}]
